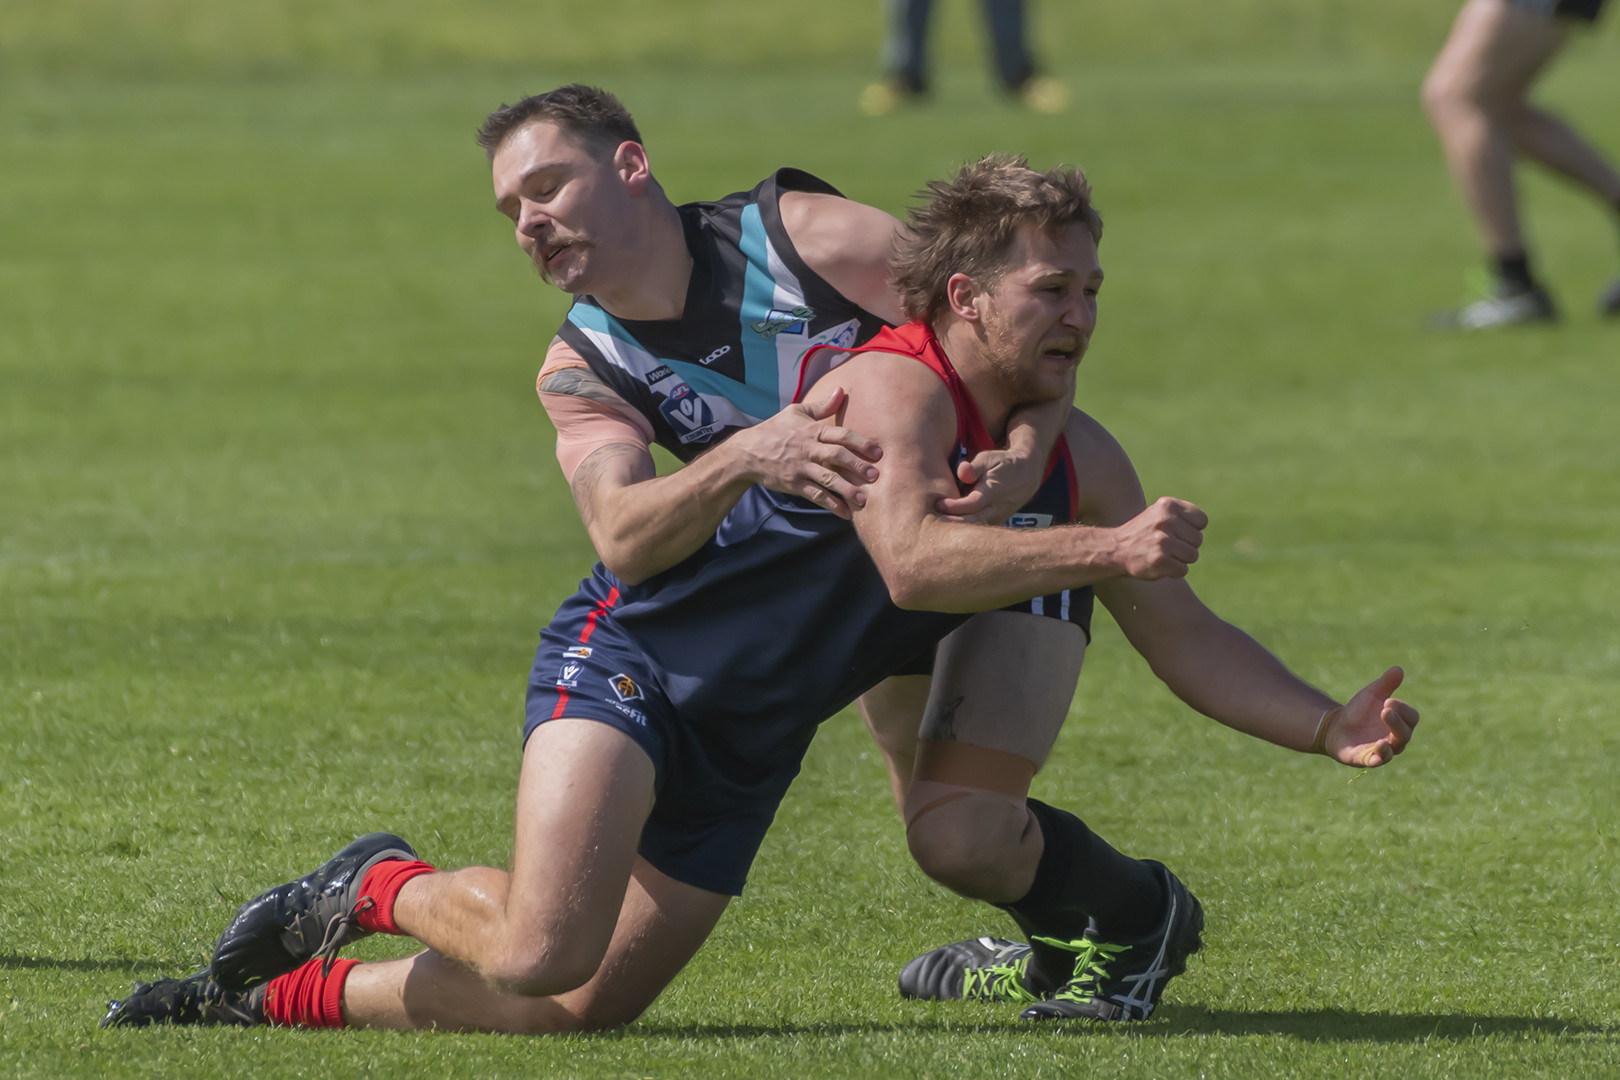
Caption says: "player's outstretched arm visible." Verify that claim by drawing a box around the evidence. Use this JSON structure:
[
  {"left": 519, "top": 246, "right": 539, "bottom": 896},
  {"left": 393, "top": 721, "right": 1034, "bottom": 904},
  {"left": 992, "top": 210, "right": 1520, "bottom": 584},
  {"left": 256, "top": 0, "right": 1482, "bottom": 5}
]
[
  {"left": 1102, "top": 577, "right": 1419, "bottom": 768},
  {"left": 1080, "top": 425, "right": 1418, "bottom": 767},
  {"left": 540, "top": 341, "right": 880, "bottom": 585}
]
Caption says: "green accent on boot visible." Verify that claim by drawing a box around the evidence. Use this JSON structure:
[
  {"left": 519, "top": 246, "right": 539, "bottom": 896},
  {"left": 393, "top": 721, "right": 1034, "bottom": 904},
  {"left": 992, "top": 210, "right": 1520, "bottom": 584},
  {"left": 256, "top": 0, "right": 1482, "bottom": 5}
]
[
  {"left": 961, "top": 952, "right": 1041, "bottom": 1003},
  {"left": 1030, "top": 935, "right": 1127, "bottom": 1005}
]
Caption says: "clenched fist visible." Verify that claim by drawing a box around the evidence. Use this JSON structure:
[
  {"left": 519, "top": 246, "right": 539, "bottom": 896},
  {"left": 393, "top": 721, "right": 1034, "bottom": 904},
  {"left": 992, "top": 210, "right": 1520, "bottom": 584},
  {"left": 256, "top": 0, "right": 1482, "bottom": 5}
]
[{"left": 1111, "top": 497, "right": 1208, "bottom": 580}]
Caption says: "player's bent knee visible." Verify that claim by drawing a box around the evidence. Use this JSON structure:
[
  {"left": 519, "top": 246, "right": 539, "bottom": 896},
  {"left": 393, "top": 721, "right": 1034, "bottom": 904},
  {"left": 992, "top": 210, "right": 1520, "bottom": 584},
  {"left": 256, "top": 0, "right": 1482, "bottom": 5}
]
[
  {"left": 487, "top": 942, "right": 606, "bottom": 1000},
  {"left": 1421, "top": 69, "right": 1470, "bottom": 123},
  {"left": 1423, "top": 56, "right": 1504, "bottom": 121},
  {"left": 906, "top": 793, "right": 1031, "bottom": 898},
  {"left": 563, "top": 993, "right": 655, "bottom": 1033},
  {"left": 902, "top": 740, "right": 1039, "bottom": 898}
]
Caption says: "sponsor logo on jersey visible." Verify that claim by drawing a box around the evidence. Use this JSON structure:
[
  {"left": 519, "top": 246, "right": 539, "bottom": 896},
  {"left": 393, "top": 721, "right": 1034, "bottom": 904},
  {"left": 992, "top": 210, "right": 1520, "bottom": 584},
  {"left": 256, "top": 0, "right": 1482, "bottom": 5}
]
[
  {"left": 610, "top": 673, "right": 645, "bottom": 703},
  {"left": 752, "top": 305, "right": 814, "bottom": 339},
  {"left": 697, "top": 344, "right": 731, "bottom": 366},
  {"left": 658, "top": 382, "right": 724, "bottom": 444},
  {"left": 563, "top": 646, "right": 592, "bottom": 659},
  {"left": 1006, "top": 513, "right": 1055, "bottom": 529},
  {"left": 556, "top": 661, "right": 582, "bottom": 689},
  {"left": 643, "top": 364, "right": 676, "bottom": 386},
  {"left": 813, "top": 320, "right": 860, "bottom": 350}
]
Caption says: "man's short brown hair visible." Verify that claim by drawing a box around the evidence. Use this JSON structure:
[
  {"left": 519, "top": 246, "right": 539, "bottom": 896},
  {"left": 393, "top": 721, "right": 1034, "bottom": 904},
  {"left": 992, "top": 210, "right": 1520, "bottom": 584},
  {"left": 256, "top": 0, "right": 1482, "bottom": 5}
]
[
  {"left": 891, "top": 155, "right": 1104, "bottom": 324},
  {"left": 476, "top": 85, "right": 642, "bottom": 161}
]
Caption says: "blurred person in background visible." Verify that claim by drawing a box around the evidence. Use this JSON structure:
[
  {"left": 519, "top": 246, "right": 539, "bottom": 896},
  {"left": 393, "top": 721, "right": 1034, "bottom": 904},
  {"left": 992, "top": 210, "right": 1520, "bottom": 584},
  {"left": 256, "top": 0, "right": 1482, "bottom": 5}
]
[
  {"left": 860, "top": 0, "right": 1068, "bottom": 115},
  {"left": 1423, "top": 0, "right": 1620, "bottom": 328}
]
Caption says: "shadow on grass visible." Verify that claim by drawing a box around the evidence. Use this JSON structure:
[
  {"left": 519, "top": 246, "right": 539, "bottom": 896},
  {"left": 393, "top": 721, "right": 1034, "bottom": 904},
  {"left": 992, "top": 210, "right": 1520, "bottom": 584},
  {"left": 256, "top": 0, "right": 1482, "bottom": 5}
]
[
  {"left": 626, "top": 1008, "right": 1611, "bottom": 1043},
  {"left": 1152, "top": 1005, "right": 1612, "bottom": 1041},
  {"left": 0, "top": 955, "right": 186, "bottom": 974}
]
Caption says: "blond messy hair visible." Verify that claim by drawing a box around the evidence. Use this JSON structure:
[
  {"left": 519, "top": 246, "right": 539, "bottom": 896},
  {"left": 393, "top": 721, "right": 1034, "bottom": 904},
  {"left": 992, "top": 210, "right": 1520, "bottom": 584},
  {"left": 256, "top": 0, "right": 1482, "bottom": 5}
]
[{"left": 891, "top": 154, "right": 1103, "bottom": 324}]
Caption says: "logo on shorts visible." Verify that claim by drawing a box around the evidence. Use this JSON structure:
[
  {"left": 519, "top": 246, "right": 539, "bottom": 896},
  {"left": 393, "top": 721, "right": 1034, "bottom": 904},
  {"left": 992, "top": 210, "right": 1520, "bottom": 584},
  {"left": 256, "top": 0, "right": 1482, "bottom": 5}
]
[
  {"left": 610, "top": 673, "right": 644, "bottom": 703},
  {"left": 752, "top": 305, "right": 814, "bottom": 339},
  {"left": 556, "top": 661, "right": 583, "bottom": 689},
  {"left": 1006, "top": 513, "right": 1054, "bottom": 529},
  {"left": 563, "top": 646, "right": 592, "bottom": 659},
  {"left": 613, "top": 703, "right": 648, "bottom": 726},
  {"left": 658, "top": 383, "right": 723, "bottom": 445}
]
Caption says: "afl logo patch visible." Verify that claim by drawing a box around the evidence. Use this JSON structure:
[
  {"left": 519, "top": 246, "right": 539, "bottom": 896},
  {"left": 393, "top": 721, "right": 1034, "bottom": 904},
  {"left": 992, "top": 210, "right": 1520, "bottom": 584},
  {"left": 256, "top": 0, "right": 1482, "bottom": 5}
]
[
  {"left": 659, "top": 383, "right": 722, "bottom": 444},
  {"left": 610, "top": 673, "right": 644, "bottom": 703}
]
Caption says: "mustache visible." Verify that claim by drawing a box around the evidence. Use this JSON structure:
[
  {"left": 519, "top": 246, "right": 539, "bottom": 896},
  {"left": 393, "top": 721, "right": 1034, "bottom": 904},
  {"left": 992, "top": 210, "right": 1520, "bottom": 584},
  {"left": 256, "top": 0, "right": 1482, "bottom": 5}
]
[{"left": 527, "top": 247, "right": 553, "bottom": 283}]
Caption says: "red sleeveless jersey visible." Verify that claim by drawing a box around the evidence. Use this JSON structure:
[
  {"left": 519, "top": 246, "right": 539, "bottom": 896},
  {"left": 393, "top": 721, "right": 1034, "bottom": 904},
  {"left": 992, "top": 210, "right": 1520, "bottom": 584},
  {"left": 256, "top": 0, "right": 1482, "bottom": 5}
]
[{"left": 804, "top": 321, "right": 1070, "bottom": 487}]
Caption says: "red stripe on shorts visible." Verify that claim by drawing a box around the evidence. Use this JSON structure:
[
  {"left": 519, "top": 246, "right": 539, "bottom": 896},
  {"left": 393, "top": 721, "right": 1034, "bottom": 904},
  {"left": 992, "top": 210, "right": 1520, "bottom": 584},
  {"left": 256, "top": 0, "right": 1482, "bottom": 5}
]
[
  {"left": 550, "top": 688, "right": 570, "bottom": 719},
  {"left": 579, "top": 586, "right": 620, "bottom": 645}
]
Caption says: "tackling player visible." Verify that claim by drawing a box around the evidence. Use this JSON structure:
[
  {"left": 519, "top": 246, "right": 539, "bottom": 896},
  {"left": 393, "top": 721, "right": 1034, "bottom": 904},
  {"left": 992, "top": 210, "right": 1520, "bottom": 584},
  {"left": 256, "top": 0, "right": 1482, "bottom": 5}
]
[{"left": 479, "top": 85, "right": 1129, "bottom": 954}]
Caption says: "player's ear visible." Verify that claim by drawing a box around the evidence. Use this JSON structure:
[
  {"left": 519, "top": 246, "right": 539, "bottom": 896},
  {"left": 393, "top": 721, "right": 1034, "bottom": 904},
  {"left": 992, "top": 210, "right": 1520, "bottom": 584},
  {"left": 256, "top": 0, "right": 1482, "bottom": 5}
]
[
  {"left": 615, "top": 141, "right": 652, "bottom": 193},
  {"left": 945, "top": 272, "right": 983, "bottom": 323}
]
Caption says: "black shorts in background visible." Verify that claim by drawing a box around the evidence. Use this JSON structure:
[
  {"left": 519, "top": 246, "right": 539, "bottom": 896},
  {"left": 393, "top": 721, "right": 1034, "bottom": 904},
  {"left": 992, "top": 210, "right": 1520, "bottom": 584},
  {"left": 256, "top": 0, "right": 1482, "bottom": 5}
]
[{"left": 1510, "top": 0, "right": 1606, "bottom": 23}]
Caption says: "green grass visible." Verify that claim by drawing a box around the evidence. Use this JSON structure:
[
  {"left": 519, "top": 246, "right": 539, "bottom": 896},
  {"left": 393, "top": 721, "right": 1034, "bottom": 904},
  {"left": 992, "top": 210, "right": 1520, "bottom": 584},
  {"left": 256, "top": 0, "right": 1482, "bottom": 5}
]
[{"left": 4, "top": 3, "right": 1620, "bottom": 1076}]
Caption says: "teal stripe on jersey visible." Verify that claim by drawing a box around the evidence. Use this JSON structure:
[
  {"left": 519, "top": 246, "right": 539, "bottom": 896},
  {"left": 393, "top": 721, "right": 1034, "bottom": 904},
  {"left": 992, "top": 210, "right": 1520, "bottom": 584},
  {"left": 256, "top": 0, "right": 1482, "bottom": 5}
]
[
  {"left": 736, "top": 204, "right": 785, "bottom": 410},
  {"left": 567, "top": 303, "right": 776, "bottom": 421}
]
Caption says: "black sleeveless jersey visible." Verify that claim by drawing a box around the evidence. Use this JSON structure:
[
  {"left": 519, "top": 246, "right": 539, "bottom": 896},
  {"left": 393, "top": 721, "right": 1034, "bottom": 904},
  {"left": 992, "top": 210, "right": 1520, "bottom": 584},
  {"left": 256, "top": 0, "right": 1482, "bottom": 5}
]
[{"left": 554, "top": 169, "right": 891, "bottom": 462}]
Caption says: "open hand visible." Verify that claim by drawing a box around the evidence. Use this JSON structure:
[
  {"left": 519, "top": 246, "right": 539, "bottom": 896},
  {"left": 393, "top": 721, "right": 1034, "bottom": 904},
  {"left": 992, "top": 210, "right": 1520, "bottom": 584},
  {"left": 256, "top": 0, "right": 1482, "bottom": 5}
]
[
  {"left": 1319, "top": 666, "right": 1419, "bottom": 768},
  {"left": 741, "top": 386, "right": 881, "bottom": 518}
]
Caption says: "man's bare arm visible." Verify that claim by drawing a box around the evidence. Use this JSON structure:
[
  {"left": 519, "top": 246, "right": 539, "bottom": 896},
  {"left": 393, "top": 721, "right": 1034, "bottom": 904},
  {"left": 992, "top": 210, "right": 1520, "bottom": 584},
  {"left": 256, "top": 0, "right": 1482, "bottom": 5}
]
[
  {"left": 780, "top": 190, "right": 907, "bottom": 324},
  {"left": 1072, "top": 414, "right": 1417, "bottom": 767},
  {"left": 541, "top": 346, "right": 882, "bottom": 585},
  {"left": 819, "top": 353, "right": 1204, "bottom": 611},
  {"left": 782, "top": 190, "right": 1073, "bottom": 523},
  {"left": 1096, "top": 574, "right": 1419, "bottom": 767}
]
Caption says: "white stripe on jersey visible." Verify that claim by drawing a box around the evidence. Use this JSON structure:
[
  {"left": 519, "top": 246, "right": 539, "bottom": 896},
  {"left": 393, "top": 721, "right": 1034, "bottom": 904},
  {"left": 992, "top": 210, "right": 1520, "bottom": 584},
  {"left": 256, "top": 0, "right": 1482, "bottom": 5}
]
[
  {"left": 760, "top": 232, "right": 865, "bottom": 409},
  {"left": 762, "top": 234, "right": 809, "bottom": 410}
]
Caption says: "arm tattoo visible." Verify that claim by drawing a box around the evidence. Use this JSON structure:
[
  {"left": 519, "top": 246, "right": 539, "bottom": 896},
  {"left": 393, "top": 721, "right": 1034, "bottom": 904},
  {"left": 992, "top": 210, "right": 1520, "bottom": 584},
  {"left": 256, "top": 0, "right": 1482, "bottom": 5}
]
[
  {"left": 540, "top": 366, "right": 628, "bottom": 407},
  {"left": 571, "top": 443, "right": 652, "bottom": 529}
]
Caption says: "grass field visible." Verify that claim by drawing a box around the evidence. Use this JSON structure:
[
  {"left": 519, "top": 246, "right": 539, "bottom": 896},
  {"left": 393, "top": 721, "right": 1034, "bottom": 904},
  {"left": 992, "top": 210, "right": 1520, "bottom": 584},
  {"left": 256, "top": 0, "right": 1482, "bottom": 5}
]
[{"left": 3, "top": 2, "right": 1620, "bottom": 1077}]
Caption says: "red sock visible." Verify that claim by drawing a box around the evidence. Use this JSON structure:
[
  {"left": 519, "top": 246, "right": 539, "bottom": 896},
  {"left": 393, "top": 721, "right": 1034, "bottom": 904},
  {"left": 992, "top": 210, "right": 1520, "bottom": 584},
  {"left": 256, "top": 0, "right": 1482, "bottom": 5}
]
[
  {"left": 263, "top": 958, "right": 358, "bottom": 1028},
  {"left": 353, "top": 859, "right": 435, "bottom": 935}
]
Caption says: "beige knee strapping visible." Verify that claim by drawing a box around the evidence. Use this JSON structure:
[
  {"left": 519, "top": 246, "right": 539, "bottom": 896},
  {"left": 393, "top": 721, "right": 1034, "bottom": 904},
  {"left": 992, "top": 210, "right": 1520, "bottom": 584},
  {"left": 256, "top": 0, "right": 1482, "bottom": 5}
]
[{"left": 903, "top": 740, "right": 1038, "bottom": 830}]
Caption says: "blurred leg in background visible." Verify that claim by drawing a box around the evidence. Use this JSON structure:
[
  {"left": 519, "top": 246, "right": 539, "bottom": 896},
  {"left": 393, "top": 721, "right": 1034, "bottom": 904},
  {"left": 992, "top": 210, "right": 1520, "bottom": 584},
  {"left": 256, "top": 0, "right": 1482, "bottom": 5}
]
[
  {"left": 1422, "top": 0, "right": 1620, "bottom": 327},
  {"left": 861, "top": 0, "right": 1069, "bottom": 115}
]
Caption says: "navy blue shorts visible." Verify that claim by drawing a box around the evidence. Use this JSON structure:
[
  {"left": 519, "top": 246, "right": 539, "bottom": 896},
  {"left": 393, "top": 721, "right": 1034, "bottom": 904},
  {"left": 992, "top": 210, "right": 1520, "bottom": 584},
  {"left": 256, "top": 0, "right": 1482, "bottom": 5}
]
[{"left": 524, "top": 590, "right": 806, "bottom": 897}]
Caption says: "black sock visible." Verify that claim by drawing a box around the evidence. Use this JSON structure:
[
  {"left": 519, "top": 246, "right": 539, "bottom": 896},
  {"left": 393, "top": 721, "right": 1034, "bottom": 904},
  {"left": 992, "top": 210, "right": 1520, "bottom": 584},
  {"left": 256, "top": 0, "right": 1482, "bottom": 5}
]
[
  {"left": 1495, "top": 252, "right": 1536, "bottom": 295},
  {"left": 994, "top": 799, "right": 1165, "bottom": 992}
]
